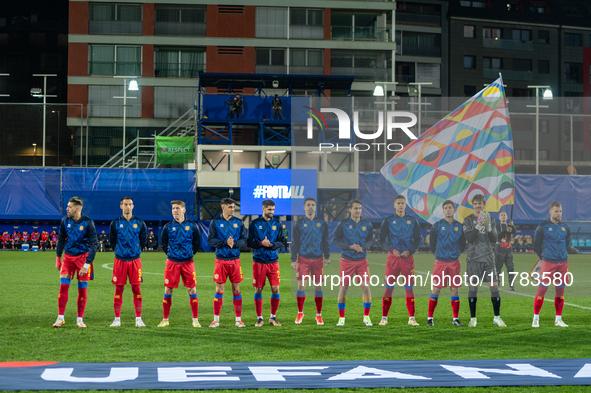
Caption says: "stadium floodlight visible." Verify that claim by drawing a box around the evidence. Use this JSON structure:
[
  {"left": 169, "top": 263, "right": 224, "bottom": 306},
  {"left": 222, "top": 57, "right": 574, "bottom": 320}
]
[
  {"left": 373, "top": 85, "right": 384, "bottom": 97},
  {"left": 543, "top": 88, "right": 553, "bottom": 100},
  {"left": 32, "top": 74, "right": 58, "bottom": 167},
  {"left": 527, "top": 85, "right": 552, "bottom": 175},
  {"left": 113, "top": 76, "right": 139, "bottom": 165},
  {"left": 128, "top": 79, "right": 139, "bottom": 91}
]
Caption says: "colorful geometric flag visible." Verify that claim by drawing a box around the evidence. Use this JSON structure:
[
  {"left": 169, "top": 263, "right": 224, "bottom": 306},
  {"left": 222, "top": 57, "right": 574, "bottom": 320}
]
[{"left": 380, "top": 76, "right": 514, "bottom": 223}]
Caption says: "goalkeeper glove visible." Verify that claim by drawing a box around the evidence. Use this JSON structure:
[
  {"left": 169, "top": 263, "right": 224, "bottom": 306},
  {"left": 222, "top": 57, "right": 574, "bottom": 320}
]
[
  {"left": 482, "top": 212, "right": 491, "bottom": 232},
  {"left": 56, "top": 256, "right": 62, "bottom": 270}
]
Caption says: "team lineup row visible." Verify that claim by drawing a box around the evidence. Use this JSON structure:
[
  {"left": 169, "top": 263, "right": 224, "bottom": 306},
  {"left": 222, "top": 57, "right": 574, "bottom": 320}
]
[{"left": 52, "top": 194, "right": 571, "bottom": 329}]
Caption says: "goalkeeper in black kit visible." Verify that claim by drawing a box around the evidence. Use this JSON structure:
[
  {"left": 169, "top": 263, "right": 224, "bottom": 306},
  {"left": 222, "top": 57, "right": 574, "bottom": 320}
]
[{"left": 463, "top": 194, "right": 506, "bottom": 328}]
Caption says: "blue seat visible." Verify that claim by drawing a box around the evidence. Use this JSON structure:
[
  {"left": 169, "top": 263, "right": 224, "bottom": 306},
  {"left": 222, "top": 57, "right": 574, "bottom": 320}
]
[
  {"left": 571, "top": 239, "right": 578, "bottom": 247},
  {"left": 586, "top": 239, "right": 591, "bottom": 247},
  {"left": 578, "top": 239, "right": 585, "bottom": 247}
]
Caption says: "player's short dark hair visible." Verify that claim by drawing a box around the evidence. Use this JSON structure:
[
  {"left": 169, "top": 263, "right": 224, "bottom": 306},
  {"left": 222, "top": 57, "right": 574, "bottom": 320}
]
[
  {"left": 69, "top": 197, "right": 83, "bottom": 207},
  {"left": 304, "top": 197, "right": 316, "bottom": 205},
  {"left": 550, "top": 201, "right": 561, "bottom": 209},
  {"left": 442, "top": 200, "right": 455, "bottom": 210},
  {"left": 221, "top": 198, "right": 236, "bottom": 206},
  {"left": 348, "top": 199, "right": 362, "bottom": 209},
  {"left": 471, "top": 194, "right": 486, "bottom": 204},
  {"left": 394, "top": 195, "right": 406, "bottom": 202},
  {"left": 262, "top": 199, "right": 275, "bottom": 208},
  {"left": 120, "top": 196, "right": 133, "bottom": 203},
  {"left": 171, "top": 200, "right": 186, "bottom": 208}
]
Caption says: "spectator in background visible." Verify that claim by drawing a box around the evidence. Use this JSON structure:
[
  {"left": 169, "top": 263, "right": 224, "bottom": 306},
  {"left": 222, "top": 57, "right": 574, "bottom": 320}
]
[
  {"left": 229, "top": 93, "right": 243, "bottom": 119},
  {"left": 31, "top": 230, "right": 41, "bottom": 248},
  {"left": 41, "top": 231, "right": 50, "bottom": 251},
  {"left": 50, "top": 230, "right": 59, "bottom": 249},
  {"left": 22, "top": 231, "right": 30, "bottom": 247},
  {"left": 272, "top": 94, "right": 284, "bottom": 120},
  {"left": 282, "top": 224, "right": 289, "bottom": 253},
  {"left": 98, "top": 230, "right": 109, "bottom": 252},
  {"left": 2, "top": 231, "right": 11, "bottom": 249},
  {"left": 12, "top": 231, "right": 21, "bottom": 249},
  {"left": 148, "top": 231, "right": 156, "bottom": 251}
]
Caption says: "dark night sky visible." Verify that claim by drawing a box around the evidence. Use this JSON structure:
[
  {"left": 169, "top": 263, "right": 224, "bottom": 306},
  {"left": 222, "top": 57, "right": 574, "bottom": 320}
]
[{"left": 0, "top": 0, "right": 68, "bottom": 21}]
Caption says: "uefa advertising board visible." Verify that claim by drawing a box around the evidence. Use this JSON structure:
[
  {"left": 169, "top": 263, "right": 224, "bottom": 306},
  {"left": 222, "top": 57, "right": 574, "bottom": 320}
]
[{"left": 240, "top": 169, "right": 317, "bottom": 215}]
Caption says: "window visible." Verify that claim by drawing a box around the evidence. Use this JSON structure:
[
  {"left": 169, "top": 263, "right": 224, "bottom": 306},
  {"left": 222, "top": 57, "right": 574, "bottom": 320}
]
[
  {"left": 89, "top": 3, "right": 142, "bottom": 35},
  {"left": 538, "top": 60, "right": 549, "bottom": 74},
  {"left": 561, "top": 1, "right": 582, "bottom": 17},
  {"left": 290, "top": 8, "right": 323, "bottom": 39},
  {"left": 464, "top": 56, "right": 476, "bottom": 69},
  {"left": 539, "top": 150, "right": 549, "bottom": 160},
  {"left": 256, "top": 7, "right": 287, "bottom": 38},
  {"left": 464, "top": 85, "right": 476, "bottom": 96},
  {"left": 513, "top": 58, "right": 532, "bottom": 71},
  {"left": 564, "top": 63, "right": 582, "bottom": 84},
  {"left": 564, "top": 33, "right": 582, "bottom": 46},
  {"left": 154, "top": 87, "right": 200, "bottom": 118},
  {"left": 464, "top": 25, "right": 475, "bottom": 38},
  {"left": 154, "top": 48, "right": 205, "bottom": 78},
  {"left": 460, "top": 0, "right": 487, "bottom": 7},
  {"left": 483, "top": 27, "right": 501, "bottom": 40},
  {"left": 515, "top": 149, "right": 531, "bottom": 160},
  {"left": 89, "top": 45, "right": 141, "bottom": 76},
  {"left": 88, "top": 85, "right": 142, "bottom": 118},
  {"left": 155, "top": 5, "right": 206, "bottom": 36},
  {"left": 483, "top": 57, "right": 502, "bottom": 69},
  {"left": 565, "top": 92, "right": 582, "bottom": 113},
  {"left": 331, "top": 50, "right": 392, "bottom": 81},
  {"left": 529, "top": 1, "right": 549, "bottom": 13},
  {"left": 401, "top": 32, "right": 441, "bottom": 56},
  {"left": 538, "top": 30, "right": 549, "bottom": 44},
  {"left": 291, "top": 49, "right": 323, "bottom": 66},
  {"left": 256, "top": 49, "right": 285, "bottom": 66},
  {"left": 512, "top": 88, "right": 529, "bottom": 97},
  {"left": 540, "top": 120, "right": 549, "bottom": 133},
  {"left": 512, "top": 29, "right": 531, "bottom": 42}
]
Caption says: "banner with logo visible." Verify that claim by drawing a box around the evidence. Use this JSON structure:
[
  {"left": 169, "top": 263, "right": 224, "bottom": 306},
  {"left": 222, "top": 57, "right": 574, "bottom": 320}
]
[
  {"left": 156, "top": 137, "right": 194, "bottom": 165},
  {"left": 240, "top": 169, "right": 318, "bottom": 215}
]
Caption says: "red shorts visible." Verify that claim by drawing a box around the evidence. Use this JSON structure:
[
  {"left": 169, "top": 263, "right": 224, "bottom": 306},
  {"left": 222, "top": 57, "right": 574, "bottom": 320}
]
[
  {"left": 539, "top": 260, "right": 570, "bottom": 286},
  {"left": 339, "top": 258, "right": 370, "bottom": 286},
  {"left": 296, "top": 256, "right": 324, "bottom": 281},
  {"left": 432, "top": 259, "right": 462, "bottom": 288},
  {"left": 164, "top": 260, "right": 196, "bottom": 288},
  {"left": 60, "top": 253, "right": 93, "bottom": 281},
  {"left": 112, "top": 258, "right": 143, "bottom": 286},
  {"left": 213, "top": 258, "right": 243, "bottom": 283},
  {"left": 384, "top": 252, "right": 415, "bottom": 287},
  {"left": 252, "top": 261, "right": 280, "bottom": 288}
]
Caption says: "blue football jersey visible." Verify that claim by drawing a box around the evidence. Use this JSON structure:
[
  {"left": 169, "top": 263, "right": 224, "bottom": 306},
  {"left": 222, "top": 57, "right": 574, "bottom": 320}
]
[
  {"left": 207, "top": 216, "right": 247, "bottom": 260},
  {"left": 378, "top": 214, "right": 421, "bottom": 255},
  {"left": 429, "top": 219, "right": 466, "bottom": 262},
  {"left": 56, "top": 215, "right": 97, "bottom": 264},
  {"left": 109, "top": 215, "right": 147, "bottom": 261},
  {"left": 534, "top": 219, "right": 570, "bottom": 263},
  {"left": 291, "top": 216, "right": 330, "bottom": 262},
  {"left": 333, "top": 217, "right": 373, "bottom": 261},
  {"left": 161, "top": 219, "right": 200, "bottom": 262},
  {"left": 247, "top": 217, "right": 285, "bottom": 263}
]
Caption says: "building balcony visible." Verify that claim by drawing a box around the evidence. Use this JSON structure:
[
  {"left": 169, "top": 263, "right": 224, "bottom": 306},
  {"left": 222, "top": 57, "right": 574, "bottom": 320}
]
[
  {"left": 396, "top": 13, "right": 440, "bottom": 26},
  {"left": 289, "top": 66, "right": 324, "bottom": 75},
  {"left": 154, "top": 63, "right": 205, "bottom": 78},
  {"left": 483, "top": 38, "right": 533, "bottom": 51},
  {"left": 484, "top": 68, "right": 532, "bottom": 81},
  {"left": 89, "top": 61, "right": 142, "bottom": 76},
  {"left": 331, "top": 67, "right": 390, "bottom": 81},
  {"left": 89, "top": 21, "right": 143, "bottom": 35},
  {"left": 331, "top": 26, "right": 390, "bottom": 42},
  {"left": 154, "top": 22, "right": 206, "bottom": 37},
  {"left": 255, "top": 65, "right": 288, "bottom": 74}
]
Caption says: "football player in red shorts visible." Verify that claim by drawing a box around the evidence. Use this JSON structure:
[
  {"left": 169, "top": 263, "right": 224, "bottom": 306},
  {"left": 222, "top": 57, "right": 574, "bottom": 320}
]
[
  {"left": 207, "top": 198, "right": 247, "bottom": 328},
  {"left": 109, "top": 197, "right": 148, "bottom": 328},
  {"left": 532, "top": 201, "right": 571, "bottom": 327},
  {"left": 377, "top": 195, "right": 422, "bottom": 326},
  {"left": 291, "top": 197, "right": 330, "bottom": 325},
  {"left": 247, "top": 199, "right": 286, "bottom": 327},
  {"left": 333, "top": 200, "right": 374, "bottom": 326},
  {"left": 426, "top": 200, "right": 466, "bottom": 327},
  {"left": 158, "top": 200, "right": 201, "bottom": 328},
  {"left": 53, "top": 197, "right": 97, "bottom": 328}
]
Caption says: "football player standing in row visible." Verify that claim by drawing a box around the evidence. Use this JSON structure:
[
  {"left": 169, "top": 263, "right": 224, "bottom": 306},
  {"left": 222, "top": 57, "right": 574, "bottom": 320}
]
[
  {"left": 378, "top": 195, "right": 421, "bottom": 326},
  {"left": 248, "top": 199, "right": 285, "bottom": 327},
  {"left": 158, "top": 200, "right": 201, "bottom": 328},
  {"left": 495, "top": 211, "right": 516, "bottom": 291},
  {"left": 333, "top": 199, "right": 373, "bottom": 327},
  {"left": 53, "top": 197, "right": 97, "bottom": 328},
  {"left": 463, "top": 194, "right": 506, "bottom": 328},
  {"left": 291, "top": 197, "right": 330, "bottom": 325},
  {"left": 207, "top": 198, "right": 247, "bottom": 328},
  {"left": 427, "top": 200, "right": 466, "bottom": 326},
  {"left": 109, "top": 197, "right": 147, "bottom": 328},
  {"left": 533, "top": 202, "right": 570, "bottom": 328}
]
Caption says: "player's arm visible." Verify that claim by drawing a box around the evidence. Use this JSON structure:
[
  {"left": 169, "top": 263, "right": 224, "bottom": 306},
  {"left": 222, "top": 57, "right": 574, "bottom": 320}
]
[
  {"left": 463, "top": 217, "right": 479, "bottom": 243},
  {"left": 109, "top": 220, "right": 118, "bottom": 249},
  {"left": 192, "top": 222, "right": 201, "bottom": 254},
  {"left": 486, "top": 217, "right": 497, "bottom": 243},
  {"left": 565, "top": 225, "right": 571, "bottom": 252},
  {"left": 85, "top": 219, "right": 98, "bottom": 264},
  {"left": 235, "top": 221, "right": 247, "bottom": 249},
  {"left": 332, "top": 221, "right": 349, "bottom": 251},
  {"left": 377, "top": 219, "right": 390, "bottom": 252},
  {"left": 361, "top": 222, "right": 373, "bottom": 251},
  {"left": 533, "top": 223, "right": 544, "bottom": 258},
  {"left": 207, "top": 221, "right": 226, "bottom": 249},
  {"left": 459, "top": 227, "right": 467, "bottom": 254},
  {"left": 408, "top": 218, "right": 422, "bottom": 255},
  {"left": 139, "top": 220, "right": 148, "bottom": 250},
  {"left": 290, "top": 223, "right": 300, "bottom": 262},
  {"left": 322, "top": 222, "right": 330, "bottom": 260},
  {"left": 271, "top": 221, "right": 285, "bottom": 249},
  {"left": 247, "top": 221, "right": 263, "bottom": 249},
  {"left": 429, "top": 222, "right": 438, "bottom": 254},
  {"left": 160, "top": 223, "right": 169, "bottom": 254},
  {"left": 56, "top": 219, "right": 67, "bottom": 257}
]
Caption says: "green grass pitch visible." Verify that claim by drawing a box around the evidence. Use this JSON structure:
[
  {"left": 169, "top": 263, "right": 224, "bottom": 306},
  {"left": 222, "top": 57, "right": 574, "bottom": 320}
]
[{"left": 1, "top": 250, "right": 590, "bottom": 393}]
